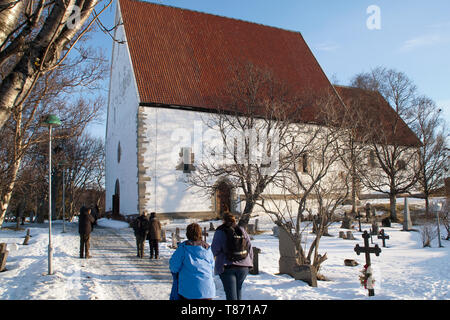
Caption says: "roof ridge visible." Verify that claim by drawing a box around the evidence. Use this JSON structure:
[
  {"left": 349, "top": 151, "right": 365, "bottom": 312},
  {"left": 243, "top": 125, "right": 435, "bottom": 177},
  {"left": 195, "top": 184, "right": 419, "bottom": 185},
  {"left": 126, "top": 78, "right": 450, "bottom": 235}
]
[{"left": 120, "top": 0, "right": 304, "bottom": 36}]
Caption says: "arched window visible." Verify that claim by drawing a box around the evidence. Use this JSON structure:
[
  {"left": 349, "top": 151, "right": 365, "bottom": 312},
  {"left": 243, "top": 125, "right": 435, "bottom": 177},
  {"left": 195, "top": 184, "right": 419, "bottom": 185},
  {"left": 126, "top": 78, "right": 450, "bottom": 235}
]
[{"left": 117, "top": 142, "right": 122, "bottom": 163}]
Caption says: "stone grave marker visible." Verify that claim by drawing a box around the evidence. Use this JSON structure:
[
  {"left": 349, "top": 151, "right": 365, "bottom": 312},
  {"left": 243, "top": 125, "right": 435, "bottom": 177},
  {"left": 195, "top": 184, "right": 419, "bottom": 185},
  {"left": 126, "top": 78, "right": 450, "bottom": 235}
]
[
  {"left": 0, "top": 243, "right": 8, "bottom": 272},
  {"left": 355, "top": 211, "right": 363, "bottom": 232},
  {"left": 341, "top": 215, "right": 353, "bottom": 229},
  {"left": 202, "top": 227, "right": 209, "bottom": 242},
  {"left": 23, "top": 229, "right": 32, "bottom": 245},
  {"left": 339, "top": 231, "right": 347, "bottom": 239},
  {"left": 377, "top": 229, "right": 390, "bottom": 248},
  {"left": 272, "top": 226, "right": 279, "bottom": 238},
  {"left": 278, "top": 227, "right": 317, "bottom": 287},
  {"left": 365, "top": 203, "right": 372, "bottom": 222},
  {"left": 403, "top": 197, "right": 413, "bottom": 231},
  {"left": 346, "top": 231, "right": 356, "bottom": 240},
  {"left": 209, "top": 222, "right": 215, "bottom": 231},
  {"left": 171, "top": 233, "right": 178, "bottom": 249},
  {"left": 160, "top": 229, "right": 167, "bottom": 242},
  {"left": 344, "top": 259, "right": 359, "bottom": 267},
  {"left": 371, "top": 222, "right": 379, "bottom": 236},
  {"left": 255, "top": 219, "right": 259, "bottom": 232},
  {"left": 247, "top": 224, "right": 255, "bottom": 235},
  {"left": 249, "top": 247, "right": 261, "bottom": 275},
  {"left": 381, "top": 217, "right": 391, "bottom": 228},
  {"left": 354, "top": 231, "right": 382, "bottom": 297}
]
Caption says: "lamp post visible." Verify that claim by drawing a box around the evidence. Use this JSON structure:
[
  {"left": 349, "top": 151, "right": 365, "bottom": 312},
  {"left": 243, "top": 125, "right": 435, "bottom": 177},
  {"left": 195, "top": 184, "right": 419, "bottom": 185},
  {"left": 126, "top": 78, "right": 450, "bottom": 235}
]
[{"left": 41, "top": 114, "right": 61, "bottom": 275}]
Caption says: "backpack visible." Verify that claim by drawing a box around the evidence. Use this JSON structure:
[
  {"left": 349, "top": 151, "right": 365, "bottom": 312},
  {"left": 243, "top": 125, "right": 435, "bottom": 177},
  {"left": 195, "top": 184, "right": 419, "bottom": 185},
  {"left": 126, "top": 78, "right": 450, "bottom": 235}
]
[
  {"left": 133, "top": 216, "right": 149, "bottom": 233},
  {"left": 218, "top": 224, "right": 249, "bottom": 262}
]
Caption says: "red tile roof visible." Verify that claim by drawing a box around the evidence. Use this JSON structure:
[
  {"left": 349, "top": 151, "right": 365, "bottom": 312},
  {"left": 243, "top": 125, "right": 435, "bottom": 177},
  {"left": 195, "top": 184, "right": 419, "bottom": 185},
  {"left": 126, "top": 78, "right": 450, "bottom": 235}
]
[
  {"left": 119, "top": 0, "right": 336, "bottom": 117},
  {"left": 334, "top": 85, "right": 421, "bottom": 147},
  {"left": 118, "top": 0, "right": 419, "bottom": 146}
]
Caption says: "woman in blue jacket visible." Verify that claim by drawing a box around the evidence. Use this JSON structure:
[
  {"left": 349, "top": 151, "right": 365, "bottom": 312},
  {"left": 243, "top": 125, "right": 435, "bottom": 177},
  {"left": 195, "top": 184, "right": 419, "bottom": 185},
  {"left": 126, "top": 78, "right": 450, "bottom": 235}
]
[{"left": 169, "top": 223, "right": 216, "bottom": 300}]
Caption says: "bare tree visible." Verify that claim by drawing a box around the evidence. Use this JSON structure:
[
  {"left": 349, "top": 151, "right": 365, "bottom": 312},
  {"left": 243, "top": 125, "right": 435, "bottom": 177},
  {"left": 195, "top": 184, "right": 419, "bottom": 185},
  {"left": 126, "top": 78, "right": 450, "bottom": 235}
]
[
  {"left": 411, "top": 96, "right": 449, "bottom": 215},
  {"left": 0, "top": 0, "right": 114, "bottom": 129},
  {"left": 257, "top": 99, "right": 350, "bottom": 276},
  {"left": 0, "top": 46, "right": 105, "bottom": 227},
  {"left": 188, "top": 62, "right": 315, "bottom": 227},
  {"left": 329, "top": 86, "right": 375, "bottom": 214},
  {"left": 351, "top": 67, "right": 421, "bottom": 221}
]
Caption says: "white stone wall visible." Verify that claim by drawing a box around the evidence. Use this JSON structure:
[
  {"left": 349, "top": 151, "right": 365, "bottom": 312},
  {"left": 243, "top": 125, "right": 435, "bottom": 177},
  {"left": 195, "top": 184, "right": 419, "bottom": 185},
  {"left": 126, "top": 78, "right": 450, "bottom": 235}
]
[
  {"left": 139, "top": 107, "right": 214, "bottom": 214},
  {"left": 105, "top": 4, "right": 139, "bottom": 215}
]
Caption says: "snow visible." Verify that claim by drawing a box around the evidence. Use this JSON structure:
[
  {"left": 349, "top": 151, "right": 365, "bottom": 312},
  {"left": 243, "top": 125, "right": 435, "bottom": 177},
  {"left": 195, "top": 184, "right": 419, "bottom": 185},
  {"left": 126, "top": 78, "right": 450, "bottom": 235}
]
[
  {"left": 96, "top": 218, "right": 129, "bottom": 229},
  {"left": 1, "top": 210, "right": 449, "bottom": 300}
]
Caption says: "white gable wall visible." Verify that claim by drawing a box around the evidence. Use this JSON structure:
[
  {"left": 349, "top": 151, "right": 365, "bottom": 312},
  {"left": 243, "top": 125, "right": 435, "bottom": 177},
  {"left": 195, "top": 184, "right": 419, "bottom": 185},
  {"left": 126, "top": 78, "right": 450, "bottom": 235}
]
[
  {"left": 139, "top": 107, "right": 214, "bottom": 215},
  {"left": 105, "top": 4, "right": 139, "bottom": 215}
]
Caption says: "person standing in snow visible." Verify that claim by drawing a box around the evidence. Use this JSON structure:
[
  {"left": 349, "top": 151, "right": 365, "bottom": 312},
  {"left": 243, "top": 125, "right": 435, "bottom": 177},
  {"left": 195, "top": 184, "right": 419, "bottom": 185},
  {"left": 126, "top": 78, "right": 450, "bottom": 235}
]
[
  {"left": 79, "top": 206, "right": 95, "bottom": 259},
  {"left": 169, "top": 223, "right": 215, "bottom": 300},
  {"left": 211, "top": 212, "right": 253, "bottom": 300},
  {"left": 148, "top": 212, "right": 162, "bottom": 259},
  {"left": 132, "top": 212, "right": 150, "bottom": 258}
]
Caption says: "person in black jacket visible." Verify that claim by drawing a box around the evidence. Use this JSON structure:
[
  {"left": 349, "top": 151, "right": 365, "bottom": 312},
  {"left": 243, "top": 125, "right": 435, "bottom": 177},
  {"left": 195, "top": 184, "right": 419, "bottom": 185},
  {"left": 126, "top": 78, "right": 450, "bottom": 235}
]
[
  {"left": 132, "top": 212, "right": 150, "bottom": 258},
  {"left": 79, "top": 206, "right": 95, "bottom": 259}
]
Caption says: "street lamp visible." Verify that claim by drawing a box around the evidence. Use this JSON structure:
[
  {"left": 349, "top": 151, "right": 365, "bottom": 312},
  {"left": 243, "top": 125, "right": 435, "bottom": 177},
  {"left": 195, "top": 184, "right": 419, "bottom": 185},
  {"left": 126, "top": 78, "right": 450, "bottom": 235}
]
[{"left": 41, "top": 114, "right": 61, "bottom": 275}]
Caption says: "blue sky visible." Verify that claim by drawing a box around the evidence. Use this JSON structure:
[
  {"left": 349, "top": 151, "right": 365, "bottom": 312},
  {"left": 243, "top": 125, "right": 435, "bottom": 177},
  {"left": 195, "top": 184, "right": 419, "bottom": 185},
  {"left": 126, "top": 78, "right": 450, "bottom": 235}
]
[{"left": 87, "top": 0, "right": 450, "bottom": 139}]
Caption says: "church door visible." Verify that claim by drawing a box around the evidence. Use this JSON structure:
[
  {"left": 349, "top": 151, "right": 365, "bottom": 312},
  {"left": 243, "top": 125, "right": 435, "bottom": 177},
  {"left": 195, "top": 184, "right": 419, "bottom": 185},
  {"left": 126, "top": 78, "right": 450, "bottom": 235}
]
[
  {"left": 112, "top": 179, "right": 120, "bottom": 217},
  {"left": 216, "top": 181, "right": 231, "bottom": 217}
]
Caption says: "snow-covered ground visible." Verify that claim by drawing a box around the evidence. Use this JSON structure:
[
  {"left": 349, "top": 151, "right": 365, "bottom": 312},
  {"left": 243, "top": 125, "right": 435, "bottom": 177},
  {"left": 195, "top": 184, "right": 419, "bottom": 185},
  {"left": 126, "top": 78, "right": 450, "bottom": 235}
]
[{"left": 0, "top": 208, "right": 449, "bottom": 300}]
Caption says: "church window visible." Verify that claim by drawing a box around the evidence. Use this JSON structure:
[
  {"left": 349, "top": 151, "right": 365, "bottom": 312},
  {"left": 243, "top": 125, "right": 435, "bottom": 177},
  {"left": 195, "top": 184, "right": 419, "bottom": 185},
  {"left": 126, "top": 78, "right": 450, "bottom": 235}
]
[{"left": 176, "top": 147, "right": 196, "bottom": 173}]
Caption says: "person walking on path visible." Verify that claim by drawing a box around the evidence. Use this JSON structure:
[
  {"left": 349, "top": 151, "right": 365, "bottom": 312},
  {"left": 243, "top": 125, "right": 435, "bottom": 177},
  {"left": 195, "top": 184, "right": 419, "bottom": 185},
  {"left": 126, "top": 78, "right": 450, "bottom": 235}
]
[
  {"left": 132, "top": 212, "right": 150, "bottom": 258},
  {"left": 79, "top": 206, "right": 96, "bottom": 259},
  {"left": 148, "top": 212, "right": 162, "bottom": 259},
  {"left": 169, "top": 223, "right": 215, "bottom": 300},
  {"left": 211, "top": 212, "right": 253, "bottom": 300}
]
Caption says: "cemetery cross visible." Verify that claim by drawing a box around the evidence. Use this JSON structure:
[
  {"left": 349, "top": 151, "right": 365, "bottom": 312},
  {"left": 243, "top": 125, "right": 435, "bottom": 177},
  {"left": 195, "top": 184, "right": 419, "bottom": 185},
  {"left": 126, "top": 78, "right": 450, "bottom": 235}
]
[
  {"left": 354, "top": 231, "right": 382, "bottom": 296},
  {"left": 377, "top": 229, "right": 390, "bottom": 248}
]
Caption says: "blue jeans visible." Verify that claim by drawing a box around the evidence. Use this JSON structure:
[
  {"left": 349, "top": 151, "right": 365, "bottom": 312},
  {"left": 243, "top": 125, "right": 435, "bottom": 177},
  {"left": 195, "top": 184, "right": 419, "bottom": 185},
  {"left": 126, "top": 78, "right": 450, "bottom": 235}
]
[{"left": 219, "top": 266, "right": 249, "bottom": 300}]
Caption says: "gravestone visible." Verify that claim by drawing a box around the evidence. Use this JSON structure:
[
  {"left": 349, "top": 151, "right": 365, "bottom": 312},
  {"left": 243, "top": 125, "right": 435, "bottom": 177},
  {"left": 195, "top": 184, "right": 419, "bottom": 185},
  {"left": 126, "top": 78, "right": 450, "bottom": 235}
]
[
  {"left": 170, "top": 233, "right": 178, "bottom": 249},
  {"left": 278, "top": 227, "right": 317, "bottom": 287},
  {"left": 209, "top": 222, "right": 215, "bottom": 231},
  {"left": 23, "top": 229, "right": 32, "bottom": 245},
  {"left": 365, "top": 203, "right": 372, "bottom": 222},
  {"left": 355, "top": 211, "right": 363, "bottom": 232},
  {"left": 344, "top": 259, "right": 359, "bottom": 267},
  {"left": 247, "top": 224, "right": 256, "bottom": 235},
  {"left": 341, "top": 215, "right": 353, "bottom": 229},
  {"left": 346, "top": 231, "right": 356, "bottom": 240},
  {"left": 377, "top": 229, "right": 390, "bottom": 248},
  {"left": 160, "top": 229, "right": 167, "bottom": 242},
  {"left": 202, "top": 227, "right": 209, "bottom": 242},
  {"left": 381, "top": 217, "right": 391, "bottom": 228},
  {"left": 0, "top": 243, "right": 8, "bottom": 272},
  {"left": 403, "top": 197, "right": 413, "bottom": 231},
  {"left": 371, "top": 222, "right": 379, "bottom": 236},
  {"left": 249, "top": 247, "right": 261, "bottom": 275},
  {"left": 272, "top": 226, "right": 279, "bottom": 238},
  {"left": 354, "top": 231, "right": 382, "bottom": 297},
  {"left": 255, "top": 219, "right": 259, "bottom": 232},
  {"left": 339, "top": 231, "right": 347, "bottom": 239}
]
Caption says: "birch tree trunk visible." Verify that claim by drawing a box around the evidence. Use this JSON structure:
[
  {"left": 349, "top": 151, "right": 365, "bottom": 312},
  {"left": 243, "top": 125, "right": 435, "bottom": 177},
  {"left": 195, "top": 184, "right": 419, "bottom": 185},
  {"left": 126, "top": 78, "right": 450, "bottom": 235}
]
[{"left": 0, "top": 0, "right": 100, "bottom": 129}]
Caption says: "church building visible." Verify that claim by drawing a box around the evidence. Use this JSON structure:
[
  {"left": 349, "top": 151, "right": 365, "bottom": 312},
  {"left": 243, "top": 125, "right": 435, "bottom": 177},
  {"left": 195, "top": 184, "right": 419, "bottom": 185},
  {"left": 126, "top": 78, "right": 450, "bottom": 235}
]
[{"left": 105, "top": 0, "right": 419, "bottom": 219}]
